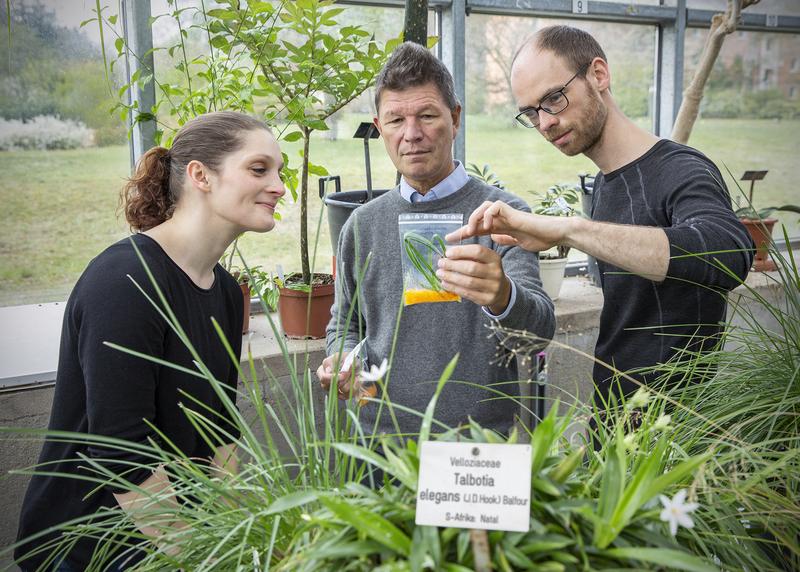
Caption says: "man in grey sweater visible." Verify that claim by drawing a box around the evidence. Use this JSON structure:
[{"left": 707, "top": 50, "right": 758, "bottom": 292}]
[{"left": 317, "top": 42, "right": 556, "bottom": 437}]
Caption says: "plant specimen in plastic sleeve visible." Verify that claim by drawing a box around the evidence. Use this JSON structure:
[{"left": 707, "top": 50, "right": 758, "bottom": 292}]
[{"left": 398, "top": 214, "right": 463, "bottom": 306}]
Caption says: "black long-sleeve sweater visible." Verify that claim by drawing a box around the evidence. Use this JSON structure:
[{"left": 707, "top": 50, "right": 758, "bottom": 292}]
[
  {"left": 590, "top": 139, "right": 753, "bottom": 398},
  {"left": 15, "top": 234, "right": 243, "bottom": 571}
]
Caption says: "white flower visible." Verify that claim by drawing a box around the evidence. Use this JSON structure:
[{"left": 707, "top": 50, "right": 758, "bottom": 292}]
[
  {"left": 653, "top": 414, "right": 672, "bottom": 431},
  {"left": 659, "top": 489, "right": 699, "bottom": 536},
  {"left": 623, "top": 433, "right": 637, "bottom": 451},
  {"left": 628, "top": 387, "right": 651, "bottom": 409},
  {"left": 359, "top": 358, "right": 389, "bottom": 383}
]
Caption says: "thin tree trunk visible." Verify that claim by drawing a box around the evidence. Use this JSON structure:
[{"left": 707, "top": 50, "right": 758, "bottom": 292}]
[
  {"left": 300, "top": 128, "right": 311, "bottom": 285},
  {"left": 403, "top": 0, "right": 428, "bottom": 46},
  {"left": 671, "top": 0, "right": 759, "bottom": 144}
]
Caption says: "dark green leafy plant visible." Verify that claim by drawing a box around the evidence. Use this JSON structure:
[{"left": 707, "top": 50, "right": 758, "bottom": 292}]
[
  {"left": 734, "top": 202, "right": 800, "bottom": 220},
  {"left": 466, "top": 162, "right": 507, "bottom": 191},
  {"left": 531, "top": 183, "right": 581, "bottom": 258},
  {"left": 403, "top": 231, "right": 447, "bottom": 292}
]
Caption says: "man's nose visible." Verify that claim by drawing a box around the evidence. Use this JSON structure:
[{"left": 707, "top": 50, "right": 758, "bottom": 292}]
[
  {"left": 403, "top": 118, "right": 423, "bottom": 141},
  {"left": 537, "top": 110, "right": 559, "bottom": 132}
]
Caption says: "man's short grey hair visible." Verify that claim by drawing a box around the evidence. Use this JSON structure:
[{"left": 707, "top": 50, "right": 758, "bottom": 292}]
[{"left": 374, "top": 42, "right": 460, "bottom": 112}]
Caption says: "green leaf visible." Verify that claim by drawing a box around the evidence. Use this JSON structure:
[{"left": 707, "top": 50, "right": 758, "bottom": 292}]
[
  {"left": 419, "top": 354, "right": 459, "bottom": 442},
  {"left": 305, "top": 118, "right": 329, "bottom": 131},
  {"left": 207, "top": 8, "right": 240, "bottom": 20},
  {"left": 518, "top": 534, "right": 574, "bottom": 555},
  {"left": 264, "top": 490, "right": 318, "bottom": 515},
  {"left": 319, "top": 495, "right": 411, "bottom": 556},
  {"left": 549, "top": 445, "right": 585, "bottom": 484},
  {"left": 282, "top": 131, "right": 304, "bottom": 143},
  {"left": 307, "top": 163, "right": 329, "bottom": 177},
  {"left": 602, "top": 547, "right": 717, "bottom": 572},
  {"left": 331, "top": 443, "right": 415, "bottom": 489},
  {"left": 210, "top": 35, "right": 229, "bottom": 49},
  {"left": 532, "top": 476, "right": 561, "bottom": 497}
]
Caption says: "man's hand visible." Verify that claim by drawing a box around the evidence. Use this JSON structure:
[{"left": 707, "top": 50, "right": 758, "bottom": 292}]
[
  {"left": 446, "top": 200, "right": 569, "bottom": 253},
  {"left": 316, "top": 351, "right": 358, "bottom": 400},
  {"left": 436, "top": 244, "right": 511, "bottom": 314},
  {"left": 448, "top": 200, "right": 670, "bottom": 282}
]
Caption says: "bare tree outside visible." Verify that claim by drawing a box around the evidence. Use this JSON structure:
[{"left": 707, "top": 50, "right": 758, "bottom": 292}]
[{"left": 671, "top": 0, "right": 761, "bottom": 143}]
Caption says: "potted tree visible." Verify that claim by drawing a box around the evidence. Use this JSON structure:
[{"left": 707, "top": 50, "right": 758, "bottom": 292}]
[
  {"left": 110, "top": 0, "right": 394, "bottom": 338},
  {"left": 531, "top": 183, "right": 581, "bottom": 300},
  {"left": 235, "top": 0, "right": 394, "bottom": 338}
]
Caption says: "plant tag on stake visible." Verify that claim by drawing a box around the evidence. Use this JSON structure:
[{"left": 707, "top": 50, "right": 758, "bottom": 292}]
[{"left": 416, "top": 442, "right": 532, "bottom": 532}]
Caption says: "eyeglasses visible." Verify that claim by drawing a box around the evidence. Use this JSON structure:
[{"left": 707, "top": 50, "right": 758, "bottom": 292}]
[{"left": 514, "top": 63, "right": 590, "bottom": 129}]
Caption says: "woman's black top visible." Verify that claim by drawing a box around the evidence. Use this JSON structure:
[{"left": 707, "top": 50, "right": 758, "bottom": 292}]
[{"left": 15, "top": 234, "right": 243, "bottom": 570}]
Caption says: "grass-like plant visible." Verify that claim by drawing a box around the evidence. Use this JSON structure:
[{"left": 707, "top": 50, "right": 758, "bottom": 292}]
[
  {"left": 4, "top": 216, "right": 798, "bottom": 570},
  {"left": 647, "top": 227, "right": 800, "bottom": 569},
  {"left": 402, "top": 231, "right": 448, "bottom": 293}
]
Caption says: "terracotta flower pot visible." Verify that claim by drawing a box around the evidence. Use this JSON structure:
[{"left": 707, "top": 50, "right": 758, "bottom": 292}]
[
  {"left": 740, "top": 217, "right": 777, "bottom": 272},
  {"left": 278, "top": 283, "right": 335, "bottom": 339}
]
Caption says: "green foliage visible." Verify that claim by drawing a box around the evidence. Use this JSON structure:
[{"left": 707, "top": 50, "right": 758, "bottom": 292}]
[
  {"left": 276, "top": 403, "right": 720, "bottom": 571},
  {"left": 702, "top": 88, "right": 800, "bottom": 120},
  {"left": 108, "top": 0, "right": 396, "bottom": 286},
  {"left": 5, "top": 235, "right": 798, "bottom": 570},
  {"left": 465, "top": 162, "right": 506, "bottom": 191},
  {"left": 645, "top": 236, "right": 800, "bottom": 569},
  {"left": 0, "top": 2, "right": 124, "bottom": 143},
  {"left": 530, "top": 183, "right": 581, "bottom": 258}
]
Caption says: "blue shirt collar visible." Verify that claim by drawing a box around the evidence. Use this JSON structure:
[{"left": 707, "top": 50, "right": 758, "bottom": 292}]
[{"left": 399, "top": 161, "right": 469, "bottom": 203}]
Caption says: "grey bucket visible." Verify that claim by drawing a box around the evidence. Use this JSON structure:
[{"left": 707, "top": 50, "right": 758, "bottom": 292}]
[{"left": 320, "top": 176, "right": 390, "bottom": 255}]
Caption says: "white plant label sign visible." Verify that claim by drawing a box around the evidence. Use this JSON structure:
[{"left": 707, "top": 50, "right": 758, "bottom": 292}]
[
  {"left": 415, "top": 442, "right": 532, "bottom": 532},
  {"left": 573, "top": 0, "right": 589, "bottom": 14}
]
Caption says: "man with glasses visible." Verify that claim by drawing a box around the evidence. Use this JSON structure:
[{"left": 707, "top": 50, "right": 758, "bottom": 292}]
[{"left": 454, "top": 26, "right": 753, "bottom": 406}]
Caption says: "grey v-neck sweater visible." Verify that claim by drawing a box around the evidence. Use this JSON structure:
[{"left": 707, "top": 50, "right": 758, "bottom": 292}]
[{"left": 326, "top": 177, "right": 556, "bottom": 436}]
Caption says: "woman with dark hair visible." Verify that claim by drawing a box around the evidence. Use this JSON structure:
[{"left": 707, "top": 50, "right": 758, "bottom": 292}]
[{"left": 15, "top": 111, "right": 285, "bottom": 571}]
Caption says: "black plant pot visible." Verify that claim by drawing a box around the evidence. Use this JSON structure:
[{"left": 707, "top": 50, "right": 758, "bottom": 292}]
[{"left": 324, "top": 189, "right": 391, "bottom": 256}]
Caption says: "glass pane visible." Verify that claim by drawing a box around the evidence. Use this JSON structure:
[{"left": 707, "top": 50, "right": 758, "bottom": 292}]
[
  {"left": 683, "top": 28, "right": 800, "bottom": 236},
  {"left": 0, "top": 1, "right": 128, "bottom": 307},
  {"left": 149, "top": 2, "right": 435, "bottom": 278},
  {"left": 464, "top": 16, "right": 656, "bottom": 263},
  {"left": 671, "top": 0, "right": 800, "bottom": 17}
]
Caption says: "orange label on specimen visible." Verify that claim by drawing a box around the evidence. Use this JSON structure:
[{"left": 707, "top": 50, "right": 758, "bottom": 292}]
[{"left": 404, "top": 288, "right": 461, "bottom": 306}]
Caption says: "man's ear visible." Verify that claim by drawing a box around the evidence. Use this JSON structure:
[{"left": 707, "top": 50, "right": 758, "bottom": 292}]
[
  {"left": 451, "top": 103, "right": 462, "bottom": 135},
  {"left": 588, "top": 56, "right": 611, "bottom": 93},
  {"left": 372, "top": 116, "right": 382, "bottom": 135},
  {"left": 186, "top": 160, "right": 211, "bottom": 192}
]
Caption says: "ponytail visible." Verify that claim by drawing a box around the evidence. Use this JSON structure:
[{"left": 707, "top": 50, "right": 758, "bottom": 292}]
[{"left": 121, "top": 146, "right": 174, "bottom": 232}]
